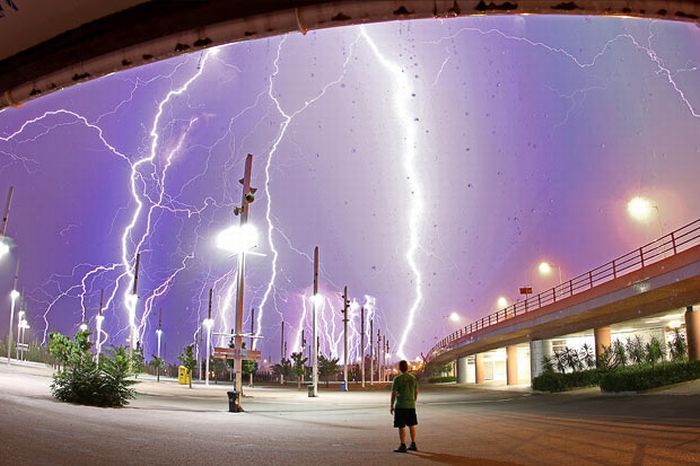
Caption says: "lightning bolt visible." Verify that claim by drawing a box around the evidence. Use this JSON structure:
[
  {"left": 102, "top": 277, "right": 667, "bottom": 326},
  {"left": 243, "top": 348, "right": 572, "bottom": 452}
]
[
  {"left": 255, "top": 32, "right": 361, "bottom": 349},
  {"left": 360, "top": 26, "right": 424, "bottom": 360}
]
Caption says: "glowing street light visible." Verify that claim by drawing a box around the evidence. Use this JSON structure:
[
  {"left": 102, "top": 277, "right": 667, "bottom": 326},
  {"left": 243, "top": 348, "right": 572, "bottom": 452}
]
[
  {"left": 203, "top": 317, "right": 214, "bottom": 386},
  {"left": 7, "top": 287, "right": 19, "bottom": 365},
  {"left": 538, "top": 261, "right": 562, "bottom": 285},
  {"left": 448, "top": 312, "right": 461, "bottom": 323},
  {"left": 79, "top": 322, "right": 88, "bottom": 332},
  {"left": 627, "top": 196, "right": 656, "bottom": 223},
  {"left": 0, "top": 240, "right": 9, "bottom": 260},
  {"left": 216, "top": 223, "right": 259, "bottom": 254},
  {"left": 497, "top": 296, "right": 508, "bottom": 308}
]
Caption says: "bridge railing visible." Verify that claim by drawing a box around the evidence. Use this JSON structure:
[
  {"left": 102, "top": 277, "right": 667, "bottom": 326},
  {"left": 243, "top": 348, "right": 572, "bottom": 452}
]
[{"left": 427, "top": 217, "right": 700, "bottom": 361}]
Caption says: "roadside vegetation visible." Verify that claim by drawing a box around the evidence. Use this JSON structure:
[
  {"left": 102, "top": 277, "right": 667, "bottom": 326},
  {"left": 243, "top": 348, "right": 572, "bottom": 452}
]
[
  {"left": 48, "top": 330, "right": 137, "bottom": 407},
  {"left": 533, "top": 330, "right": 697, "bottom": 393}
]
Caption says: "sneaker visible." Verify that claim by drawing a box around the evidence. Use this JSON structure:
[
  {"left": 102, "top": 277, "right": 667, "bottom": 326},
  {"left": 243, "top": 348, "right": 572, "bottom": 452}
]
[
  {"left": 394, "top": 444, "right": 407, "bottom": 453},
  {"left": 408, "top": 442, "right": 418, "bottom": 452}
]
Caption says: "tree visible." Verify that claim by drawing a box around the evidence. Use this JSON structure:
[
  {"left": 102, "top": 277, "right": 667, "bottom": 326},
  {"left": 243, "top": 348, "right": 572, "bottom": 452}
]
[
  {"left": 151, "top": 355, "right": 164, "bottom": 382},
  {"left": 291, "top": 351, "right": 308, "bottom": 389},
  {"left": 669, "top": 329, "right": 688, "bottom": 361},
  {"left": 131, "top": 341, "right": 145, "bottom": 378},
  {"left": 209, "top": 357, "right": 227, "bottom": 383},
  {"left": 48, "top": 332, "right": 73, "bottom": 370},
  {"left": 318, "top": 354, "right": 340, "bottom": 387},
  {"left": 178, "top": 344, "right": 196, "bottom": 388},
  {"left": 272, "top": 358, "right": 292, "bottom": 384},
  {"left": 49, "top": 331, "right": 136, "bottom": 407},
  {"left": 241, "top": 342, "right": 258, "bottom": 381}
]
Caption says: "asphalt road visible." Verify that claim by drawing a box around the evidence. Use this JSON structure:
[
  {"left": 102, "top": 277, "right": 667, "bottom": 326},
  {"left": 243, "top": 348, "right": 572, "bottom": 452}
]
[{"left": 0, "top": 364, "right": 698, "bottom": 465}]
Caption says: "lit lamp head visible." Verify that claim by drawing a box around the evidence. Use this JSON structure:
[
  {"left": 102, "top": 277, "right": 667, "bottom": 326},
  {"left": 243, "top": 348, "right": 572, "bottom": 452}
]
[
  {"left": 538, "top": 261, "right": 553, "bottom": 276},
  {"left": 10, "top": 289, "right": 20, "bottom": 301},
  {"left": 0, "top": 240, "right": 9, "bottom": 259},
  {"left": 497, "top": 296, "right": 508, "bottom": 308},
  {"left": 216, "top": 223, "right": 259, "bottom": 254},
  {"left": 155, "top": 327, "right": 163, "bottom": 336},
  {"left": 79, "top": 322, "right": 88, "bottom": 332},
  {"left": 203, "top": 318, "right": 214, "bottom": 330},
  {"left": 310, "top": 293, "right": 323, "bottom": 306},
  {"left": 627, "top": 196, "right": 655, "bottom": 222},
  {"left": 448, "top": 312, "right": 460, "bottom": 323}
]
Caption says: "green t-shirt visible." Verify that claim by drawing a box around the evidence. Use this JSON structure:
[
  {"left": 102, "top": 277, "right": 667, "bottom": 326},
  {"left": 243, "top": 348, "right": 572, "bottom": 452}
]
[{"left": 392, "top": 372, "right": 417, "bottom": 409}]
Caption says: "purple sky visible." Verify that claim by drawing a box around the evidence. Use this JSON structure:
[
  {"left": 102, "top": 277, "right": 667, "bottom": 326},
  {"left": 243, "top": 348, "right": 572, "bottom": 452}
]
[{"left": 1, "top": 15, "right": 699, "bottom": 363}]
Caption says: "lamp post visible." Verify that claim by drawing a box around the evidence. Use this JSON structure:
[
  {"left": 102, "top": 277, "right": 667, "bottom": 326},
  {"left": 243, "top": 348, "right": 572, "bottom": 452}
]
[
  {"left": 16, "top": 308, "right": 24, "bottom": 360},
  {"left": 340, "top": 286, "right": 349, "bottom": 392},
  {"left": 497, "top": 296, "right": 509, "bottom": 309},
  {"left": 310, "top": 246, "right": 320, "bottom": 397},
  {"left": 6, "top": 259, "right": 19, "bottom": 365},
  {"left": 95, "top": 289, "right": 105, "bottom": 360},
  {"left": 0, "top": 186, "right": 14, "bottom": 263},
  {"left": 204, "top": 287, "right": 214, "bottom": 386},
  {"left": 216, "top": 153, "right": 257, "bottom": 411},
  {"left": 538, "top": 261, "right": 562, "bottom": 285},
  {"left": 627, "top": 196, "right": 664, "bottom": 237}
]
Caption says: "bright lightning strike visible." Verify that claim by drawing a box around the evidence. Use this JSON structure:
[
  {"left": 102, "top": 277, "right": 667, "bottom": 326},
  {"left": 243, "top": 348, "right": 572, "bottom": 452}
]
[{"left": 360, "top": 26, "right": 424, "bottom": 360}]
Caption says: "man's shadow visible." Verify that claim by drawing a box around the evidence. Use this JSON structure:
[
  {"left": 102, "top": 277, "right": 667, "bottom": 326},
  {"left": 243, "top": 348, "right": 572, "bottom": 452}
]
[{"left": 410, "top": 451, "right": 520, "bottom": 465}]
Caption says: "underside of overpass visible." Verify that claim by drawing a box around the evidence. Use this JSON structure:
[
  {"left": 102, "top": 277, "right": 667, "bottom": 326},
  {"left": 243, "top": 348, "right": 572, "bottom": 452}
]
[{"left": 2, "top": 0, "right": 700, "bottom": 109}]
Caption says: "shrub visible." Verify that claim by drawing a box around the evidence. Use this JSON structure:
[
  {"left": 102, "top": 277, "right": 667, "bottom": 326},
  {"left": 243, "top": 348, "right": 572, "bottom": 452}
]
[
  {"left": 532, "top": 368, "right": 603, "bottom": 392},
  {"left": 429, "top": 376, "right": 456, "bottom": 383},
  {"left": 49, "top": 331, "right": 137, "bottom": 407},
  {"left": 600, "top": 360, "right": 700, "bottom": 392},
  {"left": 669, "top": 329, "right": 688, "bottom": 362}
]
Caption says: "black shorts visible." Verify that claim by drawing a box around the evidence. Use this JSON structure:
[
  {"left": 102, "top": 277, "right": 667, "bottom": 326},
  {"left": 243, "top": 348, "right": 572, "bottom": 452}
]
[{"left": 393, "top": 408, "right": 418, "bottom": 428}]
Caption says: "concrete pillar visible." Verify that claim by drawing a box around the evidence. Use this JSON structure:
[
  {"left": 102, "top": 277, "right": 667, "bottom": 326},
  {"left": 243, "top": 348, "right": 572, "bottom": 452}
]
[
  {"left": 506, "top": 345, "right": 518, "bottom": 385},
  {"left": 529, "top": 339, "right": 553, "bottom": 379},
  {"left": 594, "top": 326, "right": 611, "bottom": 362},
  {"left": 475, "top": 353, "right": 485, "bottom": 384},
  {"left": 686, "top": 306, "right": 700, "bottom": 361},
  {"left": 456, "top": 356, "right": 468, "bottom": 384}
]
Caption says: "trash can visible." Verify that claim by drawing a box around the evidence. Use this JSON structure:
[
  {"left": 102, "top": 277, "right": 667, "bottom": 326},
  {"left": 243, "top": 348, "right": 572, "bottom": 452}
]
[
  {"left": 227, "top": 390, "right": 239, "bottom": 412},
  {"left": 177, "top": 366, "right": 191, "bottom": 385},
  {"left": 307, "top": 383, "right": 316, "bottom": 398},
  {"left": 341, "top": 380, "right": 347, "bottom": 392}
]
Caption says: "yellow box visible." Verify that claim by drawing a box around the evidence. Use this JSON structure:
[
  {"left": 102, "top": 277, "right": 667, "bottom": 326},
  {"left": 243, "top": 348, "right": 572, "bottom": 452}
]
[{"left": 178, "top": 366, "right": 191, "bottom": 385}]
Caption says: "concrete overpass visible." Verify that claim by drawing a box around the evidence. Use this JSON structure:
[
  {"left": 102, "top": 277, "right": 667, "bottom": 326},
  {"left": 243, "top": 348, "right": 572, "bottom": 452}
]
[
  {"left": 426, "top": 218, "right": 700, "bottom": 385},
  {"left": 2, "top": 0, "right": 700, "bottom": 109}
]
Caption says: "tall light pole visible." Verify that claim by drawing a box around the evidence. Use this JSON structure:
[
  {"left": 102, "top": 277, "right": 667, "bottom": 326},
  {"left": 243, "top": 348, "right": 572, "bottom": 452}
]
[
  {"left": 369, "top": 318, "right": 374, "bottom": 385},
  {"left": 233, "top": 154, "right": 255, "bottom": 410},
  {"left": 6, "top": 259, "right": 19, "bottom": 365},
  {"left": 377, "top": 329, "right": 382, "bottom": 383},
  {"left": 0, "top": 186, "right": 14, "bottom": 261},
  {"left": 360, "top": 306, "right": 365, "bottom": 388},
  {"left": 538, "top": 261, "right": 562, "bottom": 285},
  {"left": 129, "top": 252, "right": 141, "bottom": 359},
  {"left": 310, "top": 246, "right": 320, "bottom": 397},
  {"left": 249, "top": 307, "right": 254, "bottom": 387},
  {"left": 340, "top": 286, "right": 349, "bottom": 392},
  {"left": 204, "top": 288, "right": 214, "bottom": 386},
  {"left": 95, "top": 289, "right": 105, "bottom": 360}
]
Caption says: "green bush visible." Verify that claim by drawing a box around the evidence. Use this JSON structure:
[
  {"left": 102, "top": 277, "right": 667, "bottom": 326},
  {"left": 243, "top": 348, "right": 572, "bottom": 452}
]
[
  {"left": 532, "top": 368, "right": 603, "bottom": 392},
  {"left": 49, "top": 331, "right": 137, "bottom": 407},
  {"left": 429, "top": 376, "right": 456, "bottom": 383},
  {"left": 600, "top": 360, "right": 700, "bottom": 392}
]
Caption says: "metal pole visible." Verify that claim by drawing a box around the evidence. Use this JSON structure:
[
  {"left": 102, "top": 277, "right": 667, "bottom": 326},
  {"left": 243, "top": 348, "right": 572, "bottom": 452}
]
[
  {"left": 280, "top": 320, "right": 285, "bottom": 385},
  {"left": 361, "top": 306, "right": 365, "bottom": 388},
  {"left": 206, "top": 288, "right": 212, "bottom": 386},
  {"left": 96, "top": 289, "right": 104, "bottom": 359},
  {"left": 249, "top": 307, "right": 254, "bottom": 387},
  {"left": 370, "top": 319, "right": 374, "bottom": 385},
  {"left": 1, "top": 186, "right": 13, "bottom": 237},
  {"left": 233, "top": 154, "right": 254, "bottom": 411},
  {"left": 311, "top": 246, "right": 319, "bottom": 397},
  {"left": 385, "top": 339, "right": 389, "bottom": 382},
  {"left": 301, "top": 329, "right": 306, "bottom": 382},
  {"left": 198, "top": 319, "right": 203, "bottom": 381},
  {"left": 377, "top": 330, "right": 382, "bottom": 383},
  {"left": 342, "top": 286, "right": 348, "bottom": 391},
  {"left": 7, "top": 259, "right": 19, "bottom": 364}
]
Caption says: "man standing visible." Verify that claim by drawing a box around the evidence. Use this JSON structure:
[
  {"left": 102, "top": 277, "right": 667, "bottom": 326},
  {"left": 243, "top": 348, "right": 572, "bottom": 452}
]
[{"left": 390, "top": 360, "right": 418, "bottom": 453}]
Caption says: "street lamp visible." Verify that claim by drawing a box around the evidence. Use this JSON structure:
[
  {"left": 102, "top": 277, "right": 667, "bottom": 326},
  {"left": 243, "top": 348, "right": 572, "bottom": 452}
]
[
  {"left": 203, "top": 318, "right": 214, "bottom": 386},
  {"left": 7, "top": 288, "right": 19, "bottom": 365},
  {"left": 79, "top": 322, "right": 88, "bottom": 332},
  {"left": 497, "top": 296, "right": 508, "bottom": 308},
  {"left": 0, "top": 240, "right": 9, "bottom": 260},
  {"left": 448, "top": 312, "right": 461, "bottom": 323},
  {"left": 538, "top": 261, "right": 562, "bottom": 285},
  {"left": 627, "top": 195, "right": 664, "bottom": 237}
]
